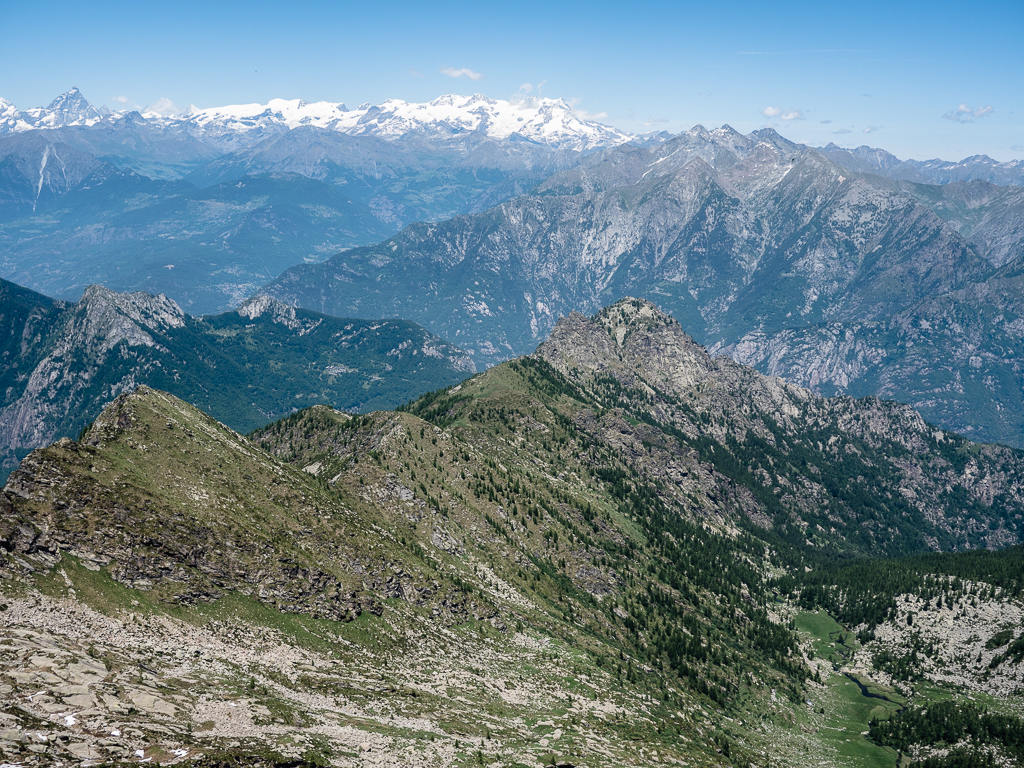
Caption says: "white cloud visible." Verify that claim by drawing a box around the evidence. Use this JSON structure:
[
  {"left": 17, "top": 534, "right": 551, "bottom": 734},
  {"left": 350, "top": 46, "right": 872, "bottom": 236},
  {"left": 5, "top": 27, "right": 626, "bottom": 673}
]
[
  {"left": 832, "top": 128, "right": 852, "bottom": 134},
  {"left": 409, "top": 67, "right": 423, "bottom": 77},
  {"left": 145, "top": 97, "right": 180, "bottom": 116},
  {"left": 762, "top": 106, "right": 802, "bottom": 120},
  {"left": 516, "top": 79, "right": 548, "bottom": 97},
  {"left": 564, "top": 97, "right": 607, "bottom": 121},
  {"left": 644, "top": 117, "right": 669, "bottom": 126},
  {"left": 820, "top": 119, "right": 832, "bottom": 124},
  {"left": 511, "top": 83, "right": 535, "bottom": 103},
  {"left": 111, "top": 95, "right": 129, "bottom": 104},
  {"left": 441, "top": 67, "right": 483, "bottom": 81},
  {"left": 943, "top": 103, "right": 994, "bottom": 123},
  {"left": 507, "top": 83, "right": 548, "bottom": 107},
  {"left": 863, "top": 125, "right": 881, "bottom": 133}
]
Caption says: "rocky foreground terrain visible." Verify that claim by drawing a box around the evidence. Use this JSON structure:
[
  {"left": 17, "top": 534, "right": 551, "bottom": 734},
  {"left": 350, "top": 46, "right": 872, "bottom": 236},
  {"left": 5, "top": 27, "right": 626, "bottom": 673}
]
[{"left": 2, "top": 298, "right": 1024, "bottom": 767}]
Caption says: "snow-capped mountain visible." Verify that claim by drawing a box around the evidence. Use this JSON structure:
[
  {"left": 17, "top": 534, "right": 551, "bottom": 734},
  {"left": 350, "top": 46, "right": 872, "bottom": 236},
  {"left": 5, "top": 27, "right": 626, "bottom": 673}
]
[
  {"left": 1, "top": 89, "right": 633, "bottom": 151},
  {"left": 0, "top": 87, "right": 106, "bottom": 133},
  {"left": 0, "top": 98, "right": 21, "bottom": 132},
  {"left": 179, "top": 93, "right": 632, "bottom": 150}
]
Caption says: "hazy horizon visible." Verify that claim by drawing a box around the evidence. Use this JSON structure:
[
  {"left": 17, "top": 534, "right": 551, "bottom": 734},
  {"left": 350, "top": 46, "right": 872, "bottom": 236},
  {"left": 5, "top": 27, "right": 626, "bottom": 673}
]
[{"left": 3, "top": 0, "right": 1022, "bottom": 161}]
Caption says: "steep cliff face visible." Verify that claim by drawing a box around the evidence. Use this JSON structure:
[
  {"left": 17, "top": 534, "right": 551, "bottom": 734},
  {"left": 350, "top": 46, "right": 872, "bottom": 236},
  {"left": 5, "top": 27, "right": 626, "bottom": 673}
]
[
  {"left": 0, "top": 284, "right": 207, "bottom": 477},
  {"left": 264, "top": 129, "right": 997, "bottom": 364},
  {"left": 899, "top": 179, "right": 1024, "bottom": 268},
  {"left": 722, "top": 264, "right": 1024, "bottom": 448},
  {"left": 534, "top": 299, "right": 1024, "bottom": 554}
]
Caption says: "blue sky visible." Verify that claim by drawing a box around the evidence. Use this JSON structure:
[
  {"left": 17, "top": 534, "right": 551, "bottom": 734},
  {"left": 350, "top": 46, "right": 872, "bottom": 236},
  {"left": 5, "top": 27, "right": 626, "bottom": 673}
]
[{"left": 2, "top": 0, "right": 1021, "bottom": 160}]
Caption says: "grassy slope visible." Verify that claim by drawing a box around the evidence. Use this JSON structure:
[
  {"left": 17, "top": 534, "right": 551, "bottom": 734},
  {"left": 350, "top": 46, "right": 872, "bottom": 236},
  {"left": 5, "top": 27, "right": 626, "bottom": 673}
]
[
  {"left": 1, "top": 375, "right": 803, "bottom": 766},
  {"left": 4, "top": 308, "right": 1024, "bottom": 764}
]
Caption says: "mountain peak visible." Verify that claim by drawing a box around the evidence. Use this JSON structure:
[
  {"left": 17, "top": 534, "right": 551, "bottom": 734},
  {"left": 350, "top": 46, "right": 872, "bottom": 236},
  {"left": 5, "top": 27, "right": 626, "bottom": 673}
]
[
  {"left": 235, "top": 294, "right": 314, "bottom": 331},
  {"left": 537, "top": 298, "right": 712, "bottom": 396},
  {"left": 79, "top": 384, "right": 159, "bottom": 446},
  {"left": 44, "top": 87, "right": 101, "bottom": 125},
  {"left": 236, "top": 293, "right": 293, "bottom": 318},
  {"left": 713, "top": 124, "right": 743, "bottom": 139},
  {"left": 78, "top": 284, "right": 186, "bottom": 332},
  {"left": 594, "top": 297, "right": 675, "bottom": 343}
]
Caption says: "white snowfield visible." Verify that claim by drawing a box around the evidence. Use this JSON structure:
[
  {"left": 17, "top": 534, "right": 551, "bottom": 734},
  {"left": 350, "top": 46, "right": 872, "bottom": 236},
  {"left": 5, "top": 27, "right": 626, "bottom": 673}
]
[{"left": 0, "top": 89, "right": 633, "bottom": 151}]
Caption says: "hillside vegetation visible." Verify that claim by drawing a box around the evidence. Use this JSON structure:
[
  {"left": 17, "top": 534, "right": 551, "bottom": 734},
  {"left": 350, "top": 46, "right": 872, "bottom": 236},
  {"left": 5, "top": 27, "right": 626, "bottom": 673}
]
[
  {"left": 0, "top": 280, "right": 473, "bottom": 483},
  {"left": 2, "top": 298, "right": 1023, "bottom": 766}
]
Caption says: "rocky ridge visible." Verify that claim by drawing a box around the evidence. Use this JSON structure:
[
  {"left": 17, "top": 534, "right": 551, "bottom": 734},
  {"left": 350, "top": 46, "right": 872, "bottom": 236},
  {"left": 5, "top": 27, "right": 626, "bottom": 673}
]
[
  {"left": 3, "top": 298, "right": 1024, "bottom": 765},
  {"left": 0, "top": 280, "right": 473, "bottom": 482},
  {"left": 536, "top": 299, "right": 1023, "bottom": 553}
]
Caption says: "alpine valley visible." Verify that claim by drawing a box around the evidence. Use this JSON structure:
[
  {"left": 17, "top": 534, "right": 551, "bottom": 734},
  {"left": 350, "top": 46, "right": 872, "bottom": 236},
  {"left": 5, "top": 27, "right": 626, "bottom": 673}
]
[
  {"left": 5, "top": 90, "right": 1024, "bottom": 447},
  {"left": 0, "top": 90, "right": 626, "bottom": 314},
  {"left": 4, "top": 299, "right": 1024, "bottom": 768},
  {"left": 3, "top": 86, "right": 1024, "bottom": 768}
]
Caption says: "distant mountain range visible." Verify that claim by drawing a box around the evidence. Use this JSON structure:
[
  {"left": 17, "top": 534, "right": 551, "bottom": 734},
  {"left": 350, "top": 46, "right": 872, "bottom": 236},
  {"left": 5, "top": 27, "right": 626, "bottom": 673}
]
[
  {"left": 5, "top": 88, "right": 1020, "bottom": 183},
  {"left": 4, "top": 88, "right": 1024, "bottom": 450},
  {"left": 0, "top": 88, "right": 633, "bottom": 151},
  {"left": 818, "top": 142, "right": 1024, "bottom": 187},
  {"left": 264, "top": 124, "right": 1024, "bottom": 448},
  {"left": 0, "top": 278, "right": 473, "bottom": 482},
  {"left": 0, "top": 90, "right": 616, "bottom": 313}
]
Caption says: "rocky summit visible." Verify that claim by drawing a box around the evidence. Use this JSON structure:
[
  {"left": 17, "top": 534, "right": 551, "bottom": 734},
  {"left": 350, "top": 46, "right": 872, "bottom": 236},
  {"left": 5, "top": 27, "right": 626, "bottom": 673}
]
[{"left": 3, "top": 298, "right": 1024, "bottom": 767}]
